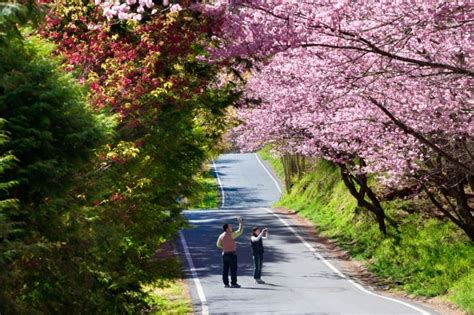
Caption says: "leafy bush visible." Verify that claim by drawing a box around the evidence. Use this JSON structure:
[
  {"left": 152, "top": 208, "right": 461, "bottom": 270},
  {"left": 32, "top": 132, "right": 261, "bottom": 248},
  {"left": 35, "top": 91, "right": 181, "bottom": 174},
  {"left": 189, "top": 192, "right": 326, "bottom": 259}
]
[
  {"left": 0, "top": 2, "right": 233, "bottom": 312},
  {"left": 0, "top": 26, "right": 110, "bottom": 312}
]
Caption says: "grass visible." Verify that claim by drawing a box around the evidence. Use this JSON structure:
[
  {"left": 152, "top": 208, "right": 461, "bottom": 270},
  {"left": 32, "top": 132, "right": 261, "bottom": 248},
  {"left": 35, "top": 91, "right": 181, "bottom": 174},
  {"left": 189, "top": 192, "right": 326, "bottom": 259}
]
[
  {"left": 146, "top": 279, "right": 192, "bottom": 315},
  {"left": 187, "top": 166, "right": 219, "bottom": 209},
  {"left": 450, "top": 271, "right": 474, "bottom": 313},
  {"left": 258, "top": 145, "right": 285, "bottom": 180},
  {"left": 142, "top": 255, "right": 192, "bottom": 314},
  {"left": 258, "top": 150, "right": 474, "bottom": 314}
]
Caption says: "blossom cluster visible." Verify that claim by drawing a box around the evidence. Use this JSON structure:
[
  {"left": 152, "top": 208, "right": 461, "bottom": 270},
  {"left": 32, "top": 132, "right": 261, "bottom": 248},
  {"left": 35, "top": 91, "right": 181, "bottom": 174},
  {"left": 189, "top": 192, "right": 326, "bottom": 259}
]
[
  {"left": 44, "top": 1, "right": 210, "bottom": 126},
  {"left": 95, "top": 0, "right": 182, "bottom": 20}
]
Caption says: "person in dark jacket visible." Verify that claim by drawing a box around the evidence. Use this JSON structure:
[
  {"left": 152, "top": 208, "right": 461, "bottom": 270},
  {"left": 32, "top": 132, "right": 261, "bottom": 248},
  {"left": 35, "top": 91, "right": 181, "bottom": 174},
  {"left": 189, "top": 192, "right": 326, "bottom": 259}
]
[{"left": 250, "top": 226, "right": 268, "bottom": 284}]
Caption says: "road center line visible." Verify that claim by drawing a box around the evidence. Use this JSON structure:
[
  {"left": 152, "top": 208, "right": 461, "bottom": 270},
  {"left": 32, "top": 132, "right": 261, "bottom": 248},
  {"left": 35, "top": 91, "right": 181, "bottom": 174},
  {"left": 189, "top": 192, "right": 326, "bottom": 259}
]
[
  {"left": 254, "top": 153, "right": 283, "bottom": 194},
  {"left": 212, "top": 159, "right": 225, "bottom": 207},
  {"left": 179, "top": 231, "right": 209, "bottom": 315}
]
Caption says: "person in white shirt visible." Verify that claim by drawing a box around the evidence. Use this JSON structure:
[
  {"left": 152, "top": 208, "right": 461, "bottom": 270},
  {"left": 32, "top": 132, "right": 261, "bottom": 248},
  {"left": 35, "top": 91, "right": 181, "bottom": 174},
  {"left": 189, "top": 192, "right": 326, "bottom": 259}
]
[{"left": 250, "top": 226, "right": 268, "bottom": 284}]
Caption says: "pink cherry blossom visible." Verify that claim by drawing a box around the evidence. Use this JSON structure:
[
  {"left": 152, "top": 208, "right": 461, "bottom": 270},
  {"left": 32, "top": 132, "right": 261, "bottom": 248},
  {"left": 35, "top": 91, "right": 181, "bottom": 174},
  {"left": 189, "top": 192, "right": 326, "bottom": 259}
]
[{"left": 208, "top": 1, "right": 473, "bottom": 238}]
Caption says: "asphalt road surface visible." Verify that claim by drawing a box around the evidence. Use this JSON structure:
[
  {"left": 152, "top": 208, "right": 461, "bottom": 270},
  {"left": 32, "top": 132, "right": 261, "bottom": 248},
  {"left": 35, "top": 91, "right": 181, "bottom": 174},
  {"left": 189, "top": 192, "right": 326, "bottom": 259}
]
[{"left": 176, "top": 153, "right": 435, "bottom": 315}]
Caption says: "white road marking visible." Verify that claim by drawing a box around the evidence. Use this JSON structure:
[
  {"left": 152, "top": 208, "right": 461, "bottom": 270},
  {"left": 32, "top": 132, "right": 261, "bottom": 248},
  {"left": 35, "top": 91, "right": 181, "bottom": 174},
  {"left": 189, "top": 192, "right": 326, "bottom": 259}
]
[
  {"left": 261, "top": 208, "right": 431, "bottom": 315},
  {"left": 254, "top": 153, "right": 283, "bottom": 194},
  {"left": 185, "top": 155, "right": 429, "bottom": 314},
  {"left": 179, "top": 231, "right": 209, "bottom": 315},
  {"left": 255, "top": 153, "right": 430, "bottom": 315},
  {"left": 262, "top": 207, "right": 346, "bottom": 278},
  {"left": 212, "top": 160, "right": 226, "bottom": 207}
]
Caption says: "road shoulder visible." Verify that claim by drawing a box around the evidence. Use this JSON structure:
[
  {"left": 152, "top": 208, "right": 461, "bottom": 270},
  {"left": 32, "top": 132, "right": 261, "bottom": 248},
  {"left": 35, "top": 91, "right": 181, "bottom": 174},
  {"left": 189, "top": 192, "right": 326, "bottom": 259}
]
[{"left": 272, "top": 207, "right": 466, "bottom": 315}]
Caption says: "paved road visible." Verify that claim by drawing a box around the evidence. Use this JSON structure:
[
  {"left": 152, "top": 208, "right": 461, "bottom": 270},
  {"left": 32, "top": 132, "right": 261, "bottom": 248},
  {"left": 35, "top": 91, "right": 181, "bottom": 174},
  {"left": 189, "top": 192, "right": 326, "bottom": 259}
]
[{"left": 177, "top": 153, "right": 435, "bottom": 315}]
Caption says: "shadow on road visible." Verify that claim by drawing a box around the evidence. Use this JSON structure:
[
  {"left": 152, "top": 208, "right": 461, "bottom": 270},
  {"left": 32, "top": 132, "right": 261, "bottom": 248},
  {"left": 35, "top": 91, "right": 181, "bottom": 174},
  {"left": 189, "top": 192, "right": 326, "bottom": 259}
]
[{"left": 221, "top": 187, "right": 270, "bottom": 208}]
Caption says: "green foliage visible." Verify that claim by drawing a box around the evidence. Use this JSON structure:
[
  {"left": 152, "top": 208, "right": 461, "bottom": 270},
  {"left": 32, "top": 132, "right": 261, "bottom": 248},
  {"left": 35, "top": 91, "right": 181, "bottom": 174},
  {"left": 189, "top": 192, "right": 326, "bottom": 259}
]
[
  {"left": 0, "top": 29, "right": 112, "bottom": 313},
  {"left": 0, "top": 1, "right": 42, "bottom": 45},
  {"left": 260, "top": 150, "right": 474, "bottom": 313},
  {"left": 450, "top": 270, "right": 474, "bottom": 313},
  {"left": 75, "top": 80, "right": 232, "bottom": 313},
  {"left": 1, "top": 36, "right": 107, "bottom": 202},
  {"left": 0, "top": 2, "right": 233, "bottom": 313},
  {"left": 0, "top": 123, "right": 20, "bottom": 310}
]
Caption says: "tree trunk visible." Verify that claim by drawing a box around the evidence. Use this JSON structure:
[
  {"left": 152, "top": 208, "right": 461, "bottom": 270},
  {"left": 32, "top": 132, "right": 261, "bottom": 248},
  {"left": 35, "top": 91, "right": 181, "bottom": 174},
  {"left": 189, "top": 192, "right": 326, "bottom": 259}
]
[
  {"left": 423, "top": 181, "right": 474, "bottom": 242},
  {"left": 339, "top": 164, "right": 388, "bottom": 234},
  {"left": 281, "top": 153, "right": 308, "bottom": 191},
  {"left": 455, "top": 179, "right": 474, "bottom": 242}
]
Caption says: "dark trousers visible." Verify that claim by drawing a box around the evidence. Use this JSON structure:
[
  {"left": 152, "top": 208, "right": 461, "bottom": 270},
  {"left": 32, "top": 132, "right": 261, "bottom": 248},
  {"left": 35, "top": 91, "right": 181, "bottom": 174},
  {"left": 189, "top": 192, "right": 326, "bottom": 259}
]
[
  {"left": 222, "top": 253, "right": 238, "bottom": 285},
  {"left": 253, "top": 253, "right": 263, "bottom": 279}
]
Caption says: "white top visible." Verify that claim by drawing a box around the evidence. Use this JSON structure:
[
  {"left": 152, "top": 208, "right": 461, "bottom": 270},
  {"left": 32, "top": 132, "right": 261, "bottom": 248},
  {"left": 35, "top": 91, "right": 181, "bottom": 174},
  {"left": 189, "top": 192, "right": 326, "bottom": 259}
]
[{"left": 251, "top": 230, "right": 268, "bottom": 242}]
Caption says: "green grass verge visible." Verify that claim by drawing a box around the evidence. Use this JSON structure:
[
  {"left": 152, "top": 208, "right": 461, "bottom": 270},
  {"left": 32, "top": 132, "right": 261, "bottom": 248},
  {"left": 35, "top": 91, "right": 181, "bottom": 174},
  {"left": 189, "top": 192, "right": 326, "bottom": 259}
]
[
  {"left": 142, "top": 256, "right": 192, "bottom": 314},
  {"left": 258, "top": 150, "right": 474, "bottom": 313},
  {"left": 187, "top": 167, "right": 219, "bottom": 209},
  {"left": 146, "top": 279, "right": 192, "bottom": 315},
  {"left": 258, "top": 145, "right": 285, "bottom": 180}
]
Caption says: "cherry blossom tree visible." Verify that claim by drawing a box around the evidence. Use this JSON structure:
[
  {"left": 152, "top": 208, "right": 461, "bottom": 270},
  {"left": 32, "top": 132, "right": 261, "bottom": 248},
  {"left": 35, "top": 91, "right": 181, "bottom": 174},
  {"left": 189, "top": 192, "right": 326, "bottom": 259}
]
[
  {"left": 210, "top": 1, "right": 473, "bottom": 239},
  {"left": 93, "top": 0, "right": 473, "bottom": 237}
]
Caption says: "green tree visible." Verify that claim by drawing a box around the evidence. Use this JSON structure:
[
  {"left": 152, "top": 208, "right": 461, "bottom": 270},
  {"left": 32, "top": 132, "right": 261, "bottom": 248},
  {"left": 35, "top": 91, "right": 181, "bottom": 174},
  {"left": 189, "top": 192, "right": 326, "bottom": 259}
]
[
  {"left": 0, "top": 2, "right": 236, "bottom": 312},
  {"left": 0, "top": 122, "right": 20, "bottom": 313},
  {"left": 0, "top": 4, "right": 109, "bottom": 311}
]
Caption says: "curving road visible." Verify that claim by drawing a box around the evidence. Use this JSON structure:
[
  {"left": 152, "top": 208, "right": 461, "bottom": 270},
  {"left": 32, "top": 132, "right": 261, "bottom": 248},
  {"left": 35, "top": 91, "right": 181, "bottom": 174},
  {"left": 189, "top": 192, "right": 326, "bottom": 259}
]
[{"left": 176, "top": 153, "right": 435, "bottom": 315}]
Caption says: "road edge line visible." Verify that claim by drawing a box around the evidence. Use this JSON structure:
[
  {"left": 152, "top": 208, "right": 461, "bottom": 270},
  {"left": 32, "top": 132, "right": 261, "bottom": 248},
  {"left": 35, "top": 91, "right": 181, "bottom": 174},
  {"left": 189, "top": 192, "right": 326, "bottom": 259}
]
[
  {"left": 262, "top": 207, "right": 431, "bottom": 315},
  {"left": 178, "top": 231, "right": 209, "bottom": 315},
  {"left": 254, "top": 153, "right": 283, "bottom": 194},
  {"left": 212, "top": 159, "right": 225, "bottom": 207}
]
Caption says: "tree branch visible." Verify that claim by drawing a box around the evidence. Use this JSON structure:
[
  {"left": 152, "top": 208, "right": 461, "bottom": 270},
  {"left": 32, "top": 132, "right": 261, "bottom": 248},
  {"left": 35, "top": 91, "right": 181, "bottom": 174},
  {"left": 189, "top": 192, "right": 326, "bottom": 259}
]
[{"left": 367, "top": 96, "right": 472, "bottom": 173}]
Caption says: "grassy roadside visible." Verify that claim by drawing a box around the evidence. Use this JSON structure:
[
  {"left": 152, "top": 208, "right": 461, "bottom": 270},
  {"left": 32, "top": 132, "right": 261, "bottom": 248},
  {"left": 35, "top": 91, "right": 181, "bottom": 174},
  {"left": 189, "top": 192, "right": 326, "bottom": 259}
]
[
  {"left": 146, "top": 278, "right": 192, "bottom": 314},
  {"left": 146, "top": 164, "right": 220, "bottom": 313},
  {"left": 258, "top": 145, "right": 285, "bottom": 179},
  {"left": 144, "top": 164, "right": 220, "bottom": 314},
  {"left": 258, "top": 149, "right": 474, "bottom": 314},
  {"left": 142, "top": 252, "right": 192, "bottom": 314},
  {"left": 187, "top": 166, "right": 219, "bottom": 209}
]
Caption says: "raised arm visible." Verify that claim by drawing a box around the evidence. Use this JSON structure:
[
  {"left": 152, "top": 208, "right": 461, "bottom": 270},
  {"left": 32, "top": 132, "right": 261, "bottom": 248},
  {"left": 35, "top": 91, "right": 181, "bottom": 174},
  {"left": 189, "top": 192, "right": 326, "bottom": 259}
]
[
  {"left": 251, "top": 229, "right": 268, "bottom": 242},
  {"left": 232, "top": 218, "right": 244, "bottom": 239}
]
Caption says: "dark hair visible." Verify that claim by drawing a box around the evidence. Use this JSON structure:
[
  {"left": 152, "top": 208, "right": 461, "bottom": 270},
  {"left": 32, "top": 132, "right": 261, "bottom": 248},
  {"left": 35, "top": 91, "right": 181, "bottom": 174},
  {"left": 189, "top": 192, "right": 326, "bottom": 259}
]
[
  {"left": 223, "top": 223, "right": 229, "bottom": 232},
  {"left": 252, "top": 226, "right": 260, "bottom": 237}
]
